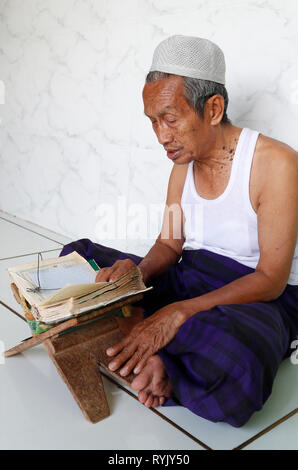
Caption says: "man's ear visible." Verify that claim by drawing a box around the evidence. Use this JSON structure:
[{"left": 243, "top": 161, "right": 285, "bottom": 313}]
[{"left": 205, "top": 94, "right": 225, "bottom": 125}]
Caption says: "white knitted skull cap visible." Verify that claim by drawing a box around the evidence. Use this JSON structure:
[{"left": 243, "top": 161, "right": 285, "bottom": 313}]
[{"left": 149, "top": 35, "right": 226, "bottom": 85}]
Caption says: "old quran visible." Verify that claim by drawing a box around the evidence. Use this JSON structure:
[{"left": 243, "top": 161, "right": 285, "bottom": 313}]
[{"left": 8, "top": 251, "right": 151, "bottom": 325}]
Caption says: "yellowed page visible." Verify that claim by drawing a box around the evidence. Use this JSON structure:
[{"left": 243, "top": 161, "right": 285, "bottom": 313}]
[{"left": 39, "top": 282, "right": 108, "bottom": 307}]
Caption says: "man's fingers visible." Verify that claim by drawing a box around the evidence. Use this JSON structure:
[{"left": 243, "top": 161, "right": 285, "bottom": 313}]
[
  {"left": 97, "top": 268, "right": 123, "bottom": 283},
  {"left": 109, "top": 268, "right": 126, "bottom": 282},
  {"left": 107, "top": 344, "right": 137, "bottom": 371},
  {"left": 106, "top": 337, "right": 128, "bottom": 356},
  {"left": 95, "top": 259, "right": 136, "bottom": 283},
  {"left": 95, "top": 268, "right": 112, "bottom": 282},
  {"left": 119, "top": 349, "right": 145, "bottom": 377},
  {"left": 109, "top": 260, "right": 137, "bottom": 281},
  {"left": 133, "top": 351, "right": 153, "bottom": 374}
]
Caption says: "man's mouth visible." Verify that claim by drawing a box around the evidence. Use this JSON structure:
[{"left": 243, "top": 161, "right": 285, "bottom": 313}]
[{"left": 166, "top": 148, "right": 183, "bottom": 159}]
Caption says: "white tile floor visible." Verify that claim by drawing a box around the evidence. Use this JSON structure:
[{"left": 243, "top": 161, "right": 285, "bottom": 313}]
[{"left": 0, "top": 210, "right": 297, "bottom": 450}]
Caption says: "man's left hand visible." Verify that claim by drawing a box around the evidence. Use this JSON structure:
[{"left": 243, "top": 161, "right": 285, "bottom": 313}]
[{"left": 106, "top": 301, "right": 187, "bottom": 377}]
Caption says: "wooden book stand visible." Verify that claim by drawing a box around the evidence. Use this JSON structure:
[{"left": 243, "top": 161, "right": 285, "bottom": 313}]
[{"left": 5, "top": 283, "right": 144, "bottom": 423}]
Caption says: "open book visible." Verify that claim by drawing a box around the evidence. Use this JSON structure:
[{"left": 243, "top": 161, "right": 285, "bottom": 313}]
[{"left": 8, "top": 251, "right": 152, "bottom": 324}]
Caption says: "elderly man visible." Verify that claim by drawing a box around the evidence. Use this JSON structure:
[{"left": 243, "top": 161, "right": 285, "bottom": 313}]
[{"left": 60, "top": 36, "right": 298, "bottom": 427}]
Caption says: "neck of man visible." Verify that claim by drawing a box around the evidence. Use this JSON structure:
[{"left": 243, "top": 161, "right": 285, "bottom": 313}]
[{"left": 194, "top": 123, "right": 242, "bottom": 174}]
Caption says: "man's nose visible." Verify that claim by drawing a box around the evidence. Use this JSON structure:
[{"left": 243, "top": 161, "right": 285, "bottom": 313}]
[{"left": 156, "top": 125, "right": 174, "bottom": 146}]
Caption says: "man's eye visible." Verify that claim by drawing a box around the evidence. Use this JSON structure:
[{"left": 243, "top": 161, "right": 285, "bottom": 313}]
[{"left": 166, "top": 117, "right": 177, "bottom": 123}]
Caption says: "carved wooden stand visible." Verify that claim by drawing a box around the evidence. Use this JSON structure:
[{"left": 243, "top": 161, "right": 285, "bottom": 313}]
[{"left": 5, "top": 284, "right": 143, "bottom": 423}]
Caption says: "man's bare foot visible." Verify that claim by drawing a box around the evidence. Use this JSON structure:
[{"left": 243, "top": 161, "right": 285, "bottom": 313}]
[{"left": 131, "top": 355, "right": 172, "bottom": 408}]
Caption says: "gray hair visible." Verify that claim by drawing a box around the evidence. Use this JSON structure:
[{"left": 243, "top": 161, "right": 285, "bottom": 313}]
[{"left": 146, "top": 71, "right": 231, "bottom": 124}]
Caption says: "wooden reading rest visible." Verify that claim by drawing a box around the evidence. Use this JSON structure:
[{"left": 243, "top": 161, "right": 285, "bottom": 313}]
[{"left": 5, "top": 283, "right": 144, "bottom": 424}]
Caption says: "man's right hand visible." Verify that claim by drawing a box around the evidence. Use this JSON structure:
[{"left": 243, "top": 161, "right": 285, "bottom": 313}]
[{"left": 95, "top": 258, "right": 139, "bottom": 283}]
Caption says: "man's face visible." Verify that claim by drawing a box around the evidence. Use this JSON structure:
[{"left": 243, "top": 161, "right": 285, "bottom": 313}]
[{"left": 143, "top": 75, "right": 208, "bottom": 163}]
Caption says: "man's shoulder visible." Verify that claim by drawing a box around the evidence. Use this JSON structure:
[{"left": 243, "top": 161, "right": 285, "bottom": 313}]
[
  {"left": 254, "top": 133, "right": 297, "bottom": 201},
  {"left": 256, "top": 133, "right": 297, "bottom": 169},
  {"left": 251, "top": 133, "right": 297, "bottom": 208}
]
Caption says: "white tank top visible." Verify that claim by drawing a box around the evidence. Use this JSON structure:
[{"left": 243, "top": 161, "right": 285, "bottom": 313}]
[{"left": 181, "top": 127, "right": 298, "bottom": 285}]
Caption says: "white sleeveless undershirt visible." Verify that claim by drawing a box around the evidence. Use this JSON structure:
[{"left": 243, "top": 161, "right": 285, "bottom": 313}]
[{"left": 181, "top": 127, "right": 298, "bottom": 285}]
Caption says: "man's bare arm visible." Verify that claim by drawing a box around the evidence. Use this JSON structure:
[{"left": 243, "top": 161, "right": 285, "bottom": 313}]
[
  {"left": 179, "top": 147, "right": 298, "bottom": 321},
  {"left": 138, "top": 163, "right": 187, "bottom": 284}
]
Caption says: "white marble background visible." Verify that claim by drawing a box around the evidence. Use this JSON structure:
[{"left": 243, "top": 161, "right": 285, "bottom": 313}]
[{"left": 0, "top": 0, "right": 297, "bottom": 256}]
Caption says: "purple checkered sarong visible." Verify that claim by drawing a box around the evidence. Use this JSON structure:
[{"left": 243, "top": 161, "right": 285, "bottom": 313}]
[{"left": 59, "top": 238, "right": 298, "bottom": 427}]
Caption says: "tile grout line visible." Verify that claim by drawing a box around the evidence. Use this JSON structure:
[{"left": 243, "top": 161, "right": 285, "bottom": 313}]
[
  {"left": 101, "top": 370, "right": 212, "bottom": 451},
  {"left": 0, "top": 215, "right": 66, "bottom": 246},
  {"left": 0, "top": 248, "right": 62, "bottom": 262},
  {"left": 233, "top": 408, "right": 298, "bottom": 450}
]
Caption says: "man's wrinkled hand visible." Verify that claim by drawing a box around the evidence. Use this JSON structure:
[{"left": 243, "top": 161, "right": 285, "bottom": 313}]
[
  {"left": 95, "top": 258, "right": 138, "bottom": 283},
  {"left": 105, "top": 301, "right": 187, "bottom": 377}
]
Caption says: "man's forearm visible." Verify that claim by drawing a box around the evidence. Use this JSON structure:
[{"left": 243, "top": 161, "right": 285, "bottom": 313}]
[
  {"left": 138, "top": 240, "right": 180, "bottom": 284},
  {"left": 180, "top": 270, "right": 285, "bottom": 323}
]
